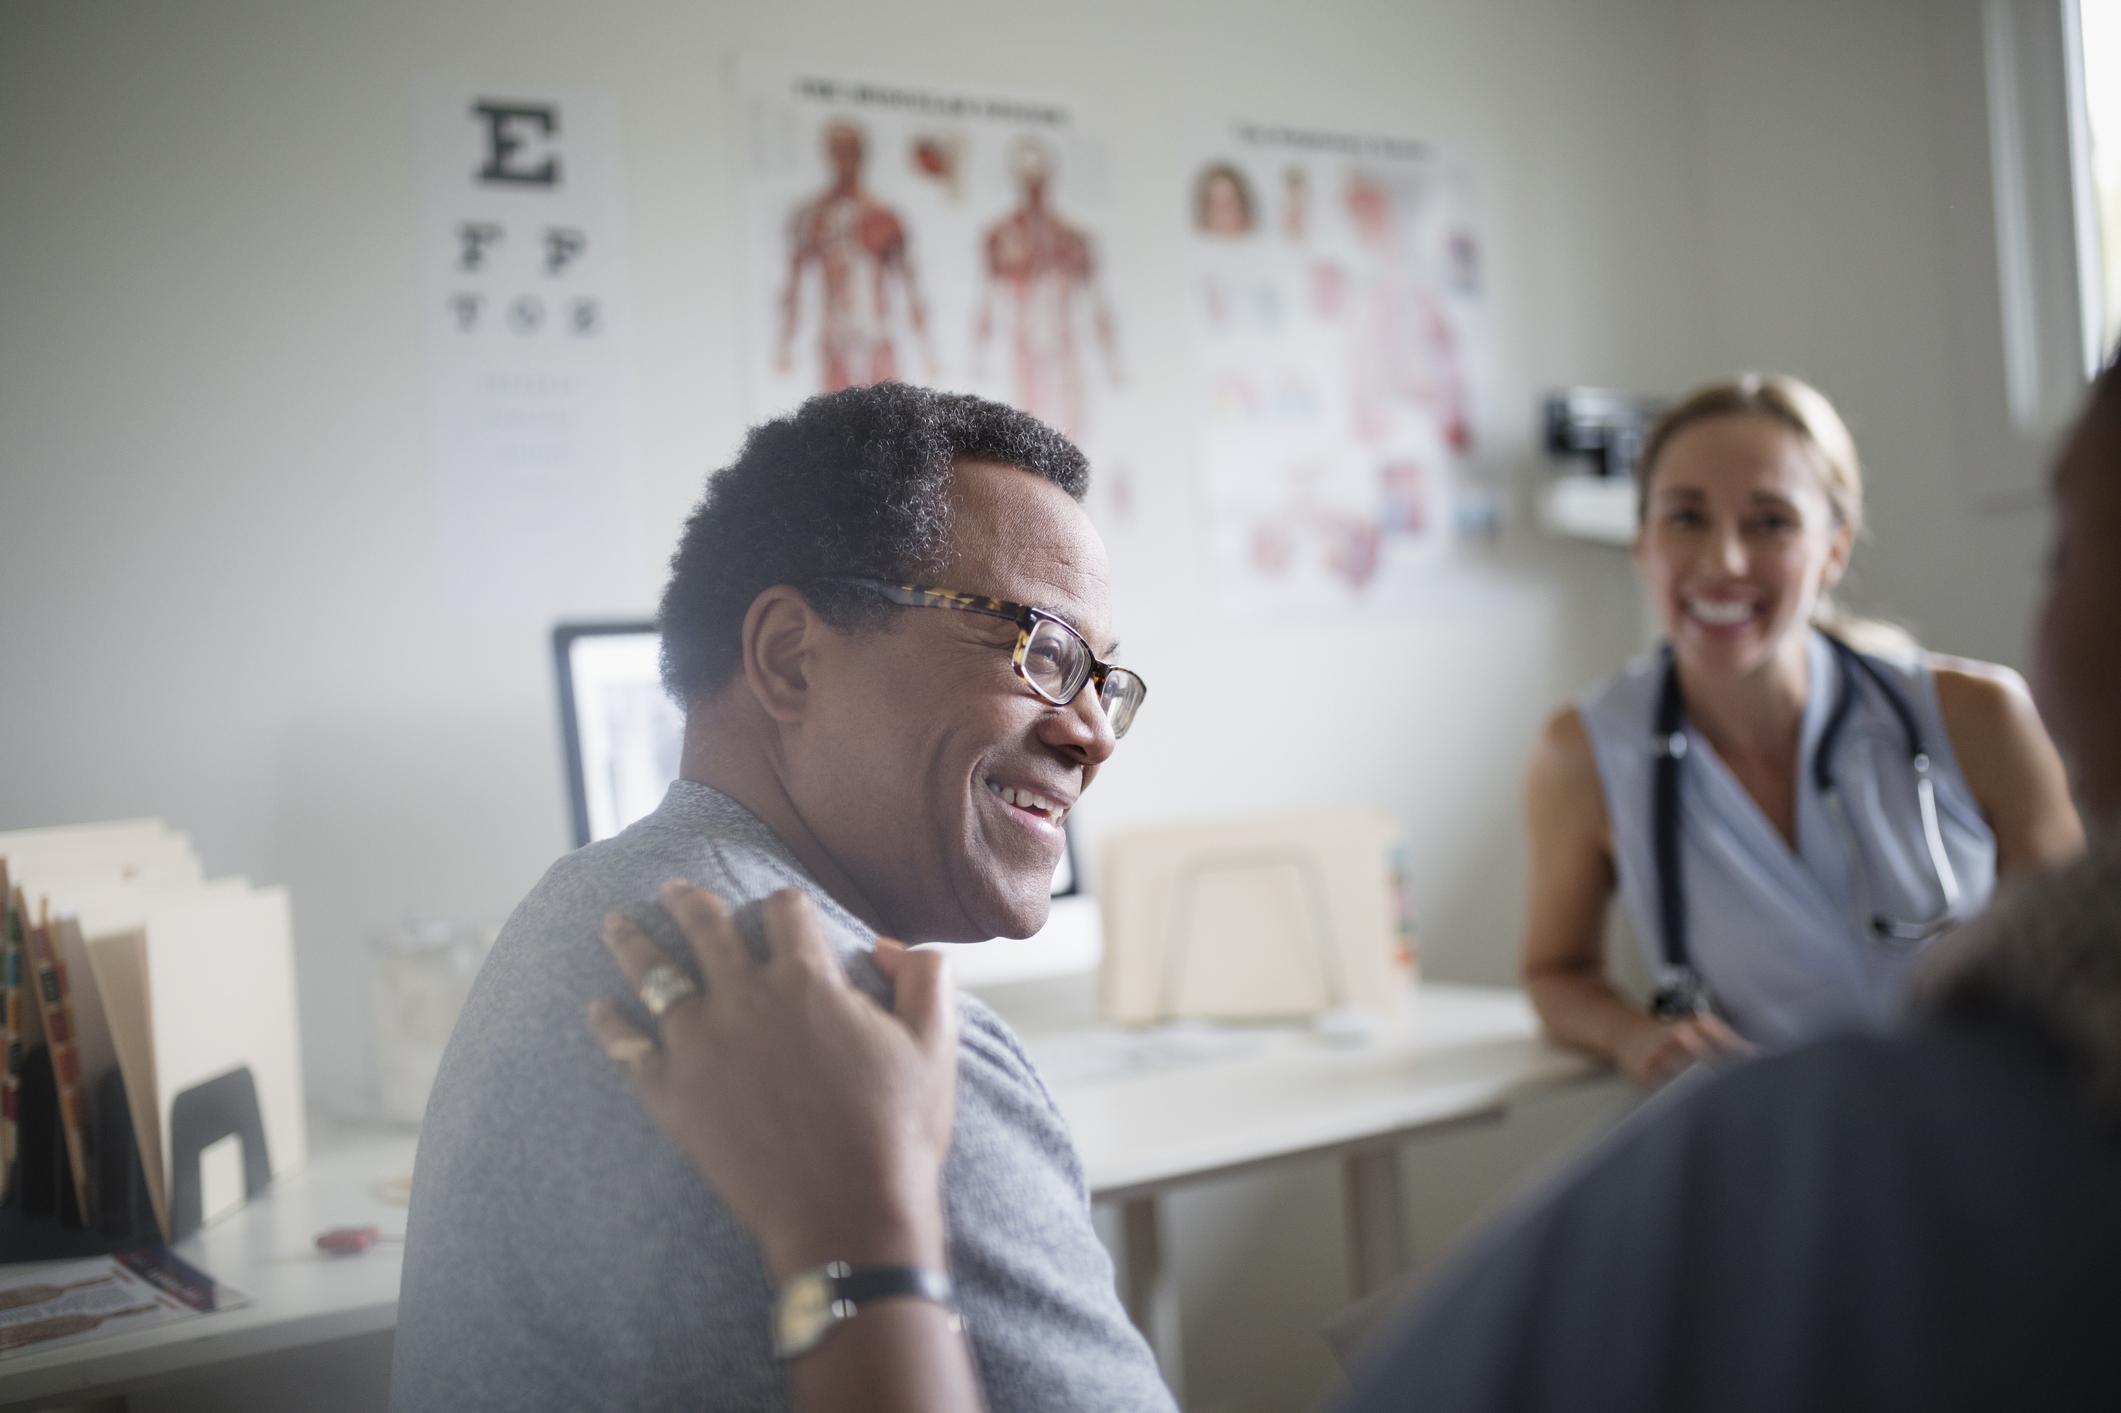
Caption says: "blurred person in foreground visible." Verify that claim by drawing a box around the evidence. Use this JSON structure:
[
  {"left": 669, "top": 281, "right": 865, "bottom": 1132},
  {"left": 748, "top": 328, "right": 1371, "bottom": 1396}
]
[{"left": 591, "top": 357, "right": 2121, "bottom": 1412}]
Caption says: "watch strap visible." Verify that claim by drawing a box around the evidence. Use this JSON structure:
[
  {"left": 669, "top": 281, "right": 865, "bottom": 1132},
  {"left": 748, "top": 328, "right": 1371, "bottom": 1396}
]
[
  {"left": 827, "top": 1264, "right": 954, "bottom": 1308},
  {"left": 772, "top": 1261, "right": 959, "bottom": 1360}
]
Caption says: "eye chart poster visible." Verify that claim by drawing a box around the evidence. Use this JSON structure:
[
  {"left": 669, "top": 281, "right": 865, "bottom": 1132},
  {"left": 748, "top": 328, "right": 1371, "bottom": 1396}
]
[
  {"left": 1186, "top": 120, "right": 1489, "bottom": 617},
  {"left": 420, "top": 89, "right": 643, "bottom": 616},
  {"left": 736, "top": 64, "right": 1139, "bottom": 525}
]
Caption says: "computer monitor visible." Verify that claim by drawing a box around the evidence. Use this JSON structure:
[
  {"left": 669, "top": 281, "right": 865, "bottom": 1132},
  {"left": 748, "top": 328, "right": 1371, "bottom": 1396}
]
[
  {"left": 553, "top": 622, "right": 684, "bottom": 849},
  {"left": 552, "top": 620, "right": 1076, "bottom": 898}
]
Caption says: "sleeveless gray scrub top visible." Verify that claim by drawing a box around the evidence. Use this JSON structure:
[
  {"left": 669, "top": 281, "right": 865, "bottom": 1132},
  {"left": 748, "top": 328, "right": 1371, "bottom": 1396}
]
[{"left": 1576, "top": 630, "right": 1997, "bottom": 1047}]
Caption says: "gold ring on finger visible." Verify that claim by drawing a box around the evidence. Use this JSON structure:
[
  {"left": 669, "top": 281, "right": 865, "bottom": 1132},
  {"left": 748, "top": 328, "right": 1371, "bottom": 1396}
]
[{"left": 638, "top": 962, "right": 701, "bottom": 1019}]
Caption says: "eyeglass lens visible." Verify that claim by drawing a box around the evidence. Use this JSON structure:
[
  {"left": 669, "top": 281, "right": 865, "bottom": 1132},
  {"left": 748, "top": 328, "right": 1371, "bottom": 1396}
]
[
  {"left": 1021, "top": 618, "right": 1143, "bottom": 738},
  {"left": 1099, "top": 671, "right": 1145, "bottom": 738},
  {"left": 1021, "top": 619, "right": 1086, "bottom": 700}
]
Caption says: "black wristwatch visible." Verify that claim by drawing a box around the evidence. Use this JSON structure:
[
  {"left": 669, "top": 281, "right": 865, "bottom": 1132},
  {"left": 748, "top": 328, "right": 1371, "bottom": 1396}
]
[{"left": 772, "top": 1262, "right": 960, "bottom": 1360}]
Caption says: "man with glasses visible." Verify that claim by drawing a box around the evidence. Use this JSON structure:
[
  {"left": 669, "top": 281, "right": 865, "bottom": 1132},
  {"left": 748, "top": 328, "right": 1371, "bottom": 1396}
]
[{"left": 393, "top": 384, "right": 1170, "bottom": 1412}]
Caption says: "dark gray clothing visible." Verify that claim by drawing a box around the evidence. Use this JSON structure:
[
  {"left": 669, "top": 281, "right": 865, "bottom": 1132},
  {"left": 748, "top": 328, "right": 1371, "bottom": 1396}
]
[
  {"left": 392, "top": 782, "right": 1171, "bottom": 1412},
  {"left": 1341, "top": 832, "right": 2121, "bottom": 1413}
]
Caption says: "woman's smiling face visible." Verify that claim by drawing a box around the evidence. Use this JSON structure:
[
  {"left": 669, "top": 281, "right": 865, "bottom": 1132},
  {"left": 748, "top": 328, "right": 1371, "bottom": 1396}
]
[{"left": 1636, "top": 412, "right": 1854, "bottom": 679}]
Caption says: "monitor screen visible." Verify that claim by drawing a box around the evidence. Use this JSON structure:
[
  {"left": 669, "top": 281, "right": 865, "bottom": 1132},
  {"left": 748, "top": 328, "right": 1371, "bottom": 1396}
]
[
  {"left": 553, "top": 622, "right": 684, "bottom": 848},
  {"left": 552, "top": 621, "right": 1076, "bottom": 898}
]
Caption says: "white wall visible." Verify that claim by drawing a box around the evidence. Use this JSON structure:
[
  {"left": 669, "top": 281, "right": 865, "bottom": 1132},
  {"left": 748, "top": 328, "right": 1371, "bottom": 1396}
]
[
  {"left": 2, "top": 0, "right": 1732, "bottom": 1407},
  {"left": 1, "top": 0, "right": 1696, "bottom": 1104},
  {"left": 1677, "top": 0, "right": 2065, "bottom": 671}
]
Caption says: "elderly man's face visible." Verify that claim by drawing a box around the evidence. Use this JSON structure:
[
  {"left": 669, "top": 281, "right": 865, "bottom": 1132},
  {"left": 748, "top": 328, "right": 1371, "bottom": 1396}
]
[
  {"left": 2033, "top": 380, "right": 2121, "bottom": 825},
  {"left": 790, "top": 459, "right": 1120, "bottom": 943}
]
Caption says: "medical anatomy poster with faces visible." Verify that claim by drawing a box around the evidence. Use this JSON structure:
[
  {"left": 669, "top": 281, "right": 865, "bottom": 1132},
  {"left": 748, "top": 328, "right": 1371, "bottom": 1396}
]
[
  {"left": 735, "top": 64, "right": 1138, "bottom": 528},
  {"left": 1187, "top": 121, "right": 1489, "bottom": 617},
  {"left": 419, "top": 88, "right": 644, "bottom": 617}
]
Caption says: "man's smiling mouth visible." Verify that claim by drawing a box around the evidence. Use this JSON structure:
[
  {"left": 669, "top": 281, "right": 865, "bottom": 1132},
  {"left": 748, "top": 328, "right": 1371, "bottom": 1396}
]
[{"left": 981, "top": 777, "right": 1070, "bottom": 825}]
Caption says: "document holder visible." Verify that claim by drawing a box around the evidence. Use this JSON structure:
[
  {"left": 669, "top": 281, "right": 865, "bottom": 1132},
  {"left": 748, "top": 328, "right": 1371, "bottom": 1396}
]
[
  {"left": 1100, "top": 807, "right": 1414, "bottom": 1025},
  {"left": 166, "top": 1064, "right": 271, "bottom": 1243},
  {"left": 0, "top": 1062, "right": 269, "bottom": 1260}
]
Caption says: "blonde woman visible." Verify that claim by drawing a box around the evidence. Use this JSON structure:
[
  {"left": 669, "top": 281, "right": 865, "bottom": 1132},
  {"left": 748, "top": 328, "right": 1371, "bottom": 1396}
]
[{"left": 1521, "top": 374, "right": 2082, "bottom": 1087}]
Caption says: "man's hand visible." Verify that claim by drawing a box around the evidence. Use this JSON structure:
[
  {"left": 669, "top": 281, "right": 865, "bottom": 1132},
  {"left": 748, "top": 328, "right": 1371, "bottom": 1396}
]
[
  {"left": 587, "top": 882, "right": 960, "bottom": 1282},
  {"left": 1612, "top": 1012, "right": 1755, "bottom": 1090}
]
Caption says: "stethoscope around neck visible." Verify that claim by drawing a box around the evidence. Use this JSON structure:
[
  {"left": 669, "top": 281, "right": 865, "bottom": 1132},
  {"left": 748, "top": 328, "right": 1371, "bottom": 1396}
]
[{"left": 1647, "top": 633, "right": 1965, "bottom": 1021}]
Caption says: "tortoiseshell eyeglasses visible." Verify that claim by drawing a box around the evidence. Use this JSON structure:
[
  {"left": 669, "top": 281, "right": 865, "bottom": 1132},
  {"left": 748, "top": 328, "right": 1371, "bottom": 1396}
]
[{"left": 814, "top": 577, "right": 1147, "bottom": 738}]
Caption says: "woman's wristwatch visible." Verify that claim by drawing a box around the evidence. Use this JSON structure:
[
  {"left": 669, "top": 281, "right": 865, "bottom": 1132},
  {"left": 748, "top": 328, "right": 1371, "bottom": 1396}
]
[{"left": 772, "top": 1262, "right": 961, "bottom": 1360}]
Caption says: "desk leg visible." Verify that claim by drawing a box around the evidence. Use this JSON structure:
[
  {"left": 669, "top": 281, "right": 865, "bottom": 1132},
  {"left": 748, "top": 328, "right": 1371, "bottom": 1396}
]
[
  {"left": 1118, "top": 1195, "right": 1185, "bottom": 1402},
  {"left": 1343, "top": 1146, "right": 1409, "bottom": 1298}
]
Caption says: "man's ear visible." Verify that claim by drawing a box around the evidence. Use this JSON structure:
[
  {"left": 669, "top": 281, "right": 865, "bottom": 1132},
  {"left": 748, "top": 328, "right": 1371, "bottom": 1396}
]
[{"left": 740, "top": 586, "right": 826, "bottom": 724}]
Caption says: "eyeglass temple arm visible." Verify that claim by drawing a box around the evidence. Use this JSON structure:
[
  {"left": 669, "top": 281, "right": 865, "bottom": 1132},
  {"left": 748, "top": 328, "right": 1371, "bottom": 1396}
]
[{"left": 835, "top": 579, "right": 1028, "bottom": 627}]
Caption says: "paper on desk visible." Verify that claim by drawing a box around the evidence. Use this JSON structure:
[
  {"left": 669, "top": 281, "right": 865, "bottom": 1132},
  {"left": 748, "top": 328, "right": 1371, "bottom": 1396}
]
[
  {"left": 0, "top": 832, "right": 205, "bottom": 1204},
  {"left": 0, "top": 818, "right": 170, "bottom": 843},
  {"left": 44, "top": 916, "right": 119, "bottom": 1105},
  {"left": 76, "top": 884, "right": 307, "bottom": 1239},
  {"left": 21, "top": 894, "right": 99, "bottom": 1223},
  {"left": 36, "top": 877, "right": 244, "bottom": 1232},
  {"left": 0, "top": 1247, "right": 249, "bottom": 1360},
  {"left": 0, "top": 819, "right": 178, "bottom": 855},
  {"left": 0, "top": 825, "right": 202, "bottom": 896}
]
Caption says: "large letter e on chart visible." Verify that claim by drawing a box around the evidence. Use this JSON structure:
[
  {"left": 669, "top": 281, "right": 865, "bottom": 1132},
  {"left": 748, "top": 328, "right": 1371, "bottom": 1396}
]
[{"left": 472, "top": 100, "right": 561, "bottom": 188}]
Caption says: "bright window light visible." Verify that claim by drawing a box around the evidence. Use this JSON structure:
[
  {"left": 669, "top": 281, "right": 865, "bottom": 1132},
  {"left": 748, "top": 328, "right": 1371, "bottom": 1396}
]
[{"left": 2078, "top": 0, "right": 2121, "bottom": 361}]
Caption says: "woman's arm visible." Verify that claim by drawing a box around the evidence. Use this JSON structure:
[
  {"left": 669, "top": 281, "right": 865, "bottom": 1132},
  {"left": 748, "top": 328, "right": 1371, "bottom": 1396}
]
[
  {"left": 587, "top": 882, "right": 983, "bottom": 1413},
  {"left": 1933, "top": 659, "right": 2084, "bottom": 879},
  {"left": 1520, "top": 708, "right": 1749, "bottom": 1087}
]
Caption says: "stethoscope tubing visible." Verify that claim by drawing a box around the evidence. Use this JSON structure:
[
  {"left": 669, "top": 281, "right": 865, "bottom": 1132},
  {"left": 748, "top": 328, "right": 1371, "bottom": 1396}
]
[{"left": 1648, "top": 634, "right": 1964, "bottom": 1019}]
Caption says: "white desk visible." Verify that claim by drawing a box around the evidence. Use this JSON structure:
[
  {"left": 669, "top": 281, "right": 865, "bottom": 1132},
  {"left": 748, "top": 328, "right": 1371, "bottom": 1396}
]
[
  {"left": 0, "top": 983, "right": 1599, "bottom": 1411},
  {"left": 1023, "top": 983, "right": 1600, "bottom": 1396}
]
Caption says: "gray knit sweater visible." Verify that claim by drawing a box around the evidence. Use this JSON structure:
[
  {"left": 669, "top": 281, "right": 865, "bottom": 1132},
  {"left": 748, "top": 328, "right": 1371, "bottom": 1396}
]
[{"left": 391, "top": 781, "right": 1173, "bottom": 1412}]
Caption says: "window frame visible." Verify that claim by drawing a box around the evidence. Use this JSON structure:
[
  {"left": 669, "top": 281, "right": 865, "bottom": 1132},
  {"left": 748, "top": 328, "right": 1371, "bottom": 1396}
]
[{"left": 1981, "top": 0, "right": 2104, "bottom": 437}]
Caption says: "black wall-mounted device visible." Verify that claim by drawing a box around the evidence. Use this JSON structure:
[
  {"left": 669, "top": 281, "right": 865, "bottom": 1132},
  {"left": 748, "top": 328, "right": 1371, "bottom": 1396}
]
[{"left": 1542, "top": 388, "right": 1663, "bottom": 482}]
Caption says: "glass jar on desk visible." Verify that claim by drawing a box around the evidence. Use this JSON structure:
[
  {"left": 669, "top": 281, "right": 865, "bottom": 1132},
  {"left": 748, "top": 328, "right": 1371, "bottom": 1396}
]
[{"left": 367, "top": 919, "right": 492, "bottom": 1127}]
